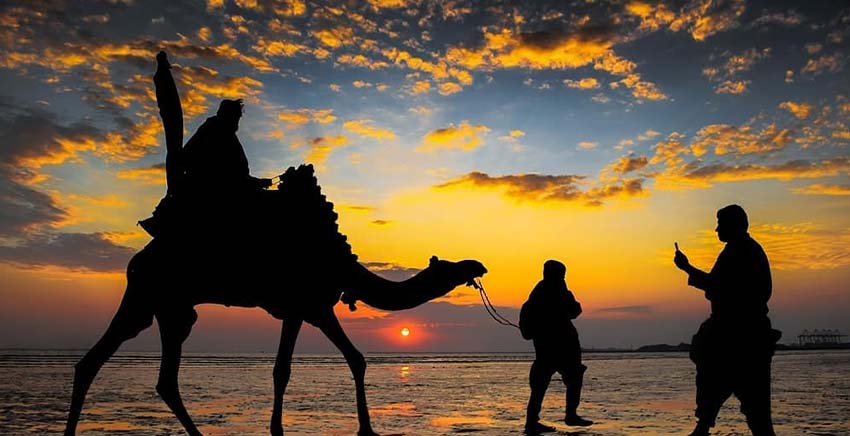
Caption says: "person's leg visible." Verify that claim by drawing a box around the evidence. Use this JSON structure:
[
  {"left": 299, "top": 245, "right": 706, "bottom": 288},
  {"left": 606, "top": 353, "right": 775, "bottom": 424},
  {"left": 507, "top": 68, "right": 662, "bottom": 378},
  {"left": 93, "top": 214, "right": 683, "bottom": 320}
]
[
  {"left": 737, "top": 357, "right": 776, "bottom": 436},
  {"left": 691, "top": 362, "right": 733, "bottom": 436},
  {"left": 562, "top": 364, "right": 591, "bottom": 426},
  {"left": 526, "top": 359, "right": 556, "bottom": 433}
]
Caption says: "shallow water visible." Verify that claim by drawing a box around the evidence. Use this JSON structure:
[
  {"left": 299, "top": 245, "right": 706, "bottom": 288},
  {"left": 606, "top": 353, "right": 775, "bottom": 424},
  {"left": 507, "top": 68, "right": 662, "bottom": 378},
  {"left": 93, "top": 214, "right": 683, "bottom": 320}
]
[{"left": 0, "top": 350, "right": 847, "bottom": 435}]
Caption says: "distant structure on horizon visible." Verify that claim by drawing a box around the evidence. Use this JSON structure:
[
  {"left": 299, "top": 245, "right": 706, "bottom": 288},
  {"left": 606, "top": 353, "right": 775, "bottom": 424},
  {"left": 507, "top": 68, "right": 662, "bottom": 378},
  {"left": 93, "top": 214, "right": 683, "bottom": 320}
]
[{"left": 797, "top": 329, "right": 848, "bottom": 346}]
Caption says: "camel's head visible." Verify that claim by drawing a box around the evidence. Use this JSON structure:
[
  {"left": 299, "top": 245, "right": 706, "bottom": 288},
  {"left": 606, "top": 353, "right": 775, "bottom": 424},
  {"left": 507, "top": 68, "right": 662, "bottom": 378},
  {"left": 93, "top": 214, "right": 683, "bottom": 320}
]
[
  {"left": 425, "top": 255, "right": 487, "bottom": 291},
  {"left": 427, "top": 256, "right": 487, "bottom": 286}
]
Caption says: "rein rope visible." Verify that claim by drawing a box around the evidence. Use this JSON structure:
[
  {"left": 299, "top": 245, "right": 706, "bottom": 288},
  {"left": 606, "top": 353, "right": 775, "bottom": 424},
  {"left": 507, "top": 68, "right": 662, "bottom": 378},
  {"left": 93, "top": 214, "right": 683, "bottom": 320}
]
[{"left": 471, "top": 279, "right": 520, "bottom": 330}]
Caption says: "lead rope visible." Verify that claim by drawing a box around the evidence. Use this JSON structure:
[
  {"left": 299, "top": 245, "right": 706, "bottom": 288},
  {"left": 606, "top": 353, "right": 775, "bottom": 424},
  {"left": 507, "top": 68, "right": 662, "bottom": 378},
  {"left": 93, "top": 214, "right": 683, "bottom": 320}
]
[{"left": 470, "top": 279, "right": 520, "bottom": 330}]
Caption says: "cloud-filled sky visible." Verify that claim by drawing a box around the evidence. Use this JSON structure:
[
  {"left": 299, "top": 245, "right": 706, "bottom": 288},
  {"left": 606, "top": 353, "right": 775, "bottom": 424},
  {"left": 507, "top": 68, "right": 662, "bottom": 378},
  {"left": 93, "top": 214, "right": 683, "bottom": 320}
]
[{"left": 1, "top": 0, "right": 848, "bottom": 352}]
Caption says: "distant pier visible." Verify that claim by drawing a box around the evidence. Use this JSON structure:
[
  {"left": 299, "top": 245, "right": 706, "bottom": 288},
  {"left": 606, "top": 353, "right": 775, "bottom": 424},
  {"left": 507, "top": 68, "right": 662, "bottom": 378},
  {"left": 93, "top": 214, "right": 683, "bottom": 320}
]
[{"left": 797, "top": 329, "right": 848, "bottom": 346}]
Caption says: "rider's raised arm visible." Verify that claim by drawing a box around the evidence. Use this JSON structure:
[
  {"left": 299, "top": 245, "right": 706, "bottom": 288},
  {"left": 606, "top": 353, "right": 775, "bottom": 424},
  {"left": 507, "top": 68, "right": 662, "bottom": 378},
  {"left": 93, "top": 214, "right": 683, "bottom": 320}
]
[{"left": 154, "top": 51, "right": 184, "bottom": 193}]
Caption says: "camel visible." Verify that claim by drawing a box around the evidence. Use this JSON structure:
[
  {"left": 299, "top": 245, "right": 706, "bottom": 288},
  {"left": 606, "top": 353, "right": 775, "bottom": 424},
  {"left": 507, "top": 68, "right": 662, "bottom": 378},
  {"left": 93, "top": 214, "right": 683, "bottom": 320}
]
[{"left": 63, "top": 52, "right": 488, "bottom": 436}]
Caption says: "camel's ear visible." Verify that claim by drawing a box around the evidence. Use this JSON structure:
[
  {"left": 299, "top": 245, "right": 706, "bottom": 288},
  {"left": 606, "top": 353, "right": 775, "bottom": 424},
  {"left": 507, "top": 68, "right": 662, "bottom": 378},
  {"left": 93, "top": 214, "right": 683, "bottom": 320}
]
[{"left": 429, "top": 255, "right": 439, "bottom": 266}]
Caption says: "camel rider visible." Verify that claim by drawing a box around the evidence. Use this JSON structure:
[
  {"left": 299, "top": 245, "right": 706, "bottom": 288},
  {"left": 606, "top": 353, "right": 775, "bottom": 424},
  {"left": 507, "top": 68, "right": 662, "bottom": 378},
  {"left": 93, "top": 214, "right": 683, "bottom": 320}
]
[
  {"left": 180, "top": 99, "right": 272, "bottom": 197},
  {"left": 139, "top": 52, "right": 271, "bottom": 238}
]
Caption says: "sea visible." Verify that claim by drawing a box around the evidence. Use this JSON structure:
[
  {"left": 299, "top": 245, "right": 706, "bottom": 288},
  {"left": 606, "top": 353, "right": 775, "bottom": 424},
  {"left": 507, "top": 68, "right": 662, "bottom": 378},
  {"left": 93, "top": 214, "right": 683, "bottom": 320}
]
[{"left": 0, "top": 350, "right": 847, "bottom": 435}]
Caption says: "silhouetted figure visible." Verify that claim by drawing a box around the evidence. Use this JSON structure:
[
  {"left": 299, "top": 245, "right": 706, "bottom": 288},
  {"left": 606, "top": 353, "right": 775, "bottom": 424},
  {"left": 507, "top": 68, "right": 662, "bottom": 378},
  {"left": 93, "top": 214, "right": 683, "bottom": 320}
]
[
  {"left": 63, "top": 51, "right": 489, "bottom": 436},
  {"left": 181, "top": 99, "right": 272, "bottom": 194},
  {"left": 139, "top": 52, "right": 270, "bottom": 238},
  {"left": 520, "top": 260, "right": 592, "bottom": 434},
  {"left": 674, "top": 205, "right": 781, "bottom": 436}
]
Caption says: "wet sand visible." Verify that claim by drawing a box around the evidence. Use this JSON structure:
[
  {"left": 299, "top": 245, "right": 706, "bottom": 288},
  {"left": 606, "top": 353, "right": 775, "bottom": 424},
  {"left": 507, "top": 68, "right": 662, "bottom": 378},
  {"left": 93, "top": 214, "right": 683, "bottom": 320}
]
[{"left": 1, "top": 350, "right": 847, "bottom": 435}]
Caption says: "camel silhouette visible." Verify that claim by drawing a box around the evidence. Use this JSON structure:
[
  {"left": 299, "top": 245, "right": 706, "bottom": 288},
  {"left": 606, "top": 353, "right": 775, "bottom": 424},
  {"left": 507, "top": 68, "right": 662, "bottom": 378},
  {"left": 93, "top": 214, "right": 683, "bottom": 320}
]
[{"left": 63, "top": 52, "right": 487, "bottom": 436}]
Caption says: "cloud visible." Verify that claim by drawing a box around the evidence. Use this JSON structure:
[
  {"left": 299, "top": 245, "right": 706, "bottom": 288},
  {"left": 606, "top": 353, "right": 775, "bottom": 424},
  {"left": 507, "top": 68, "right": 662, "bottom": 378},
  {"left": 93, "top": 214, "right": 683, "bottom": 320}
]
[
  {"left": 595, "top": 305, "right": 653, "bottom": 315},
  {"left": 343, "top": 120, "right": 396, "bottom": 140},
  {"left": 409, "top": 79, "right": 432, "bottom": 95},
  {"left": 779, "top": 101, "right": 812, "bottom": 120},
  {"left": 605, "top": 155, "right": 649, "bottom": 174},
  {"left": 625, "top": 1, "right": 677, "bottom": 32},
  {"left": 276, "top": 108, "right": 336, "bottom": 127},
  {"left": 312, "top": 25, "right": 356, "bottom": 49},
  {"left": 380, "top": 48, "right": 472, "bottom": 93},
  {"left": 292, "top": 135, "right": 350, "bottom": 165},
  {"left": 0, "top": 105, "right": 103, "bottom": 174},
  {"left": 690, "top": 123, "right": 792, "bottom": 156},
  {"left": 337, "top": 54, "right": 390, "bottom": 70},
  {"left": 445, "top": 26, "right": 616, "bottom": 71},
  {"left": 626, "top": 0, "right": 746, "bottom": 41},
  {"left": 801, "top": 54, "right": 845, "bottom": 75},
  {"left": 362, "top": 261, "right": 421, "bottom": 281},
  {"left": 563, "top": 77, "right": 600, "bottom": 89},
  {"left": 792, "top": 184, "right": 850, "bottom": 196},
  {"left": 613, "top": 73, "right": 668, "bottom": 100},
  {"left": 436, "top": 171, "right": 646, "bottom": 207},
  {"left": 0, "top": 232, "right": 135, "bottom": 272},
  {"left": 682, "top": 157, "right": 850, "bottom": 184},
  {"left": 578, "top": 141, "right": 598, "bottom": 149},
  {"left": 437, "top": 81, "right": 463, "bottom": 96},
  {"left": 714, "top": 79, "right": 749, "bottom": 94},
  {"left": 116, "top": 163, "right": 166, "bottom": 185},
  {"left": 418, "top": 121, "right": 490, "bottom": 152},
  {"left": 0, "top": 180, "right": 67, "bottom": 238},
  {"left": 670, "top": 0, "right": 746, "bottom": 41}
]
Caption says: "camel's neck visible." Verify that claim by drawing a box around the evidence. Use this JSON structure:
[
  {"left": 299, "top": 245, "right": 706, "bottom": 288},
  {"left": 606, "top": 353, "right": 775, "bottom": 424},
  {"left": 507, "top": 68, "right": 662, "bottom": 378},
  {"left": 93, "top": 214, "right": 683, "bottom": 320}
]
[{"left": 344, "top": 258, "right": 486, "bottom": 311}]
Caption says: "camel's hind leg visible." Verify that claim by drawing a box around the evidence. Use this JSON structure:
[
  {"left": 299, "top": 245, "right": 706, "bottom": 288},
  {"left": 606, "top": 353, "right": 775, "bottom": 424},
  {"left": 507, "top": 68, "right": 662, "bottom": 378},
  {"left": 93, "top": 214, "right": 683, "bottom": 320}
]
[
  {"left": 270, "top": 318, "right": 303, "bottom": 436},
  {"left": 64, "top": 290, "right": 154, "bottom": 435},
  {"left": 316, "top": 311, "right": 378, "bottom": 436},
  {"left": 155, "top": 308, "right": 201, "bottom": 436}
]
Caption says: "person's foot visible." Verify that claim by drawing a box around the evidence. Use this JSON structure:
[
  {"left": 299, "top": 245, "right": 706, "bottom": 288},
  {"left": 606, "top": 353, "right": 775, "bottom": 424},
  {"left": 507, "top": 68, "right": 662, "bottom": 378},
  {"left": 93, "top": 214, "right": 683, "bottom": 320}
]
[
  {"left": 564, "top": 414, "right": 593, "bottom": 426},
  {"left": 524, "top": 421, "right": 557, "bottom": 434},
  {"left": 687, "top": 421, "right": 710, "bottom": 436}
]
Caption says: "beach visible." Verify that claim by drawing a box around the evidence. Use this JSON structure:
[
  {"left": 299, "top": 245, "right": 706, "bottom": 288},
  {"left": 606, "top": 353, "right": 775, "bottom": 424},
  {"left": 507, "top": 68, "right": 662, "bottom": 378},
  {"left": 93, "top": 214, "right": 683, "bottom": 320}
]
[{"left": 1, "top": 350, "right": 847, "bottom": 435}]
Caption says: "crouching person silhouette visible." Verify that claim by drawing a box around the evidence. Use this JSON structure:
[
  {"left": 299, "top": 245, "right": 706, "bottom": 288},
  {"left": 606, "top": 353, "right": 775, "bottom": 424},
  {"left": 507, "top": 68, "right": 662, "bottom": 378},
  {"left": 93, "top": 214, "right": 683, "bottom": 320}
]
[
  {"left": 674, "top": 205, "right": 781, "bottom": 436},
  {"left": 519, "top": 260, "right": 593, "bottom": 434}
]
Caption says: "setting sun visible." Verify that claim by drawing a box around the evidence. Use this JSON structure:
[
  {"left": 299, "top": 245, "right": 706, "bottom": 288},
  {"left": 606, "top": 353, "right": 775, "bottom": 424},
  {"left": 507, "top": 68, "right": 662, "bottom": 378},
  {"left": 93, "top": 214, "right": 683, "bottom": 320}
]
[{"left": 400, "top": 327, "right": 411, "bottom": 337}]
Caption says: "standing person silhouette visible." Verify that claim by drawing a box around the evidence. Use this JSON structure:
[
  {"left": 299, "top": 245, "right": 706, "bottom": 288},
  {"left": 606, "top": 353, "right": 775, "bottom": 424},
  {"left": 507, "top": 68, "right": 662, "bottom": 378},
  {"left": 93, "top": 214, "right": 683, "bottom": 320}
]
[
  {"left": 674, "top": 205, "right": 781, "bottom": 436},
  {"left": 520, "top": 260, "right": 593, "bottom": 434}
]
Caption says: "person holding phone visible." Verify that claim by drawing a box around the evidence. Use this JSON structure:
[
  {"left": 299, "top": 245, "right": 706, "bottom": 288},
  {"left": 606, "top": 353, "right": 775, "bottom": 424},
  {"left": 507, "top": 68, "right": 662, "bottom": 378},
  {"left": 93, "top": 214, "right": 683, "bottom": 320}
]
[{"left": 674, "top": 205, "right": 781, "bottom": 436}]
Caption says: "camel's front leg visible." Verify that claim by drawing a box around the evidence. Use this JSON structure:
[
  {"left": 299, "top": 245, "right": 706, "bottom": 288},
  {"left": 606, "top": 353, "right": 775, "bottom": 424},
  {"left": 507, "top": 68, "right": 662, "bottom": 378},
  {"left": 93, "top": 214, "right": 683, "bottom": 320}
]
[
  {"left": 270, "top": 318, "right": 302, "bottom": 436},
  {"left": 317, "top": 312, "right": 378, "bottom": 436}
]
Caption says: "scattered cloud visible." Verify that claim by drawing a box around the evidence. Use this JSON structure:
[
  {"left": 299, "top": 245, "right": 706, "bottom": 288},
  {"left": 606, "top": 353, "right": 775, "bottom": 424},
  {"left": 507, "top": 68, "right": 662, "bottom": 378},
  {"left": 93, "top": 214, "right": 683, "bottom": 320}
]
[
  {"left": 291, "top": 135, "right": 350, "bottom": 165},
  {"left": 779, "top": 101, "right": 812, "bottom": 120},
  {"left": 436, "top": 171, "right": 646, "bottom": 207},
  {"left": 115, "top": 163, "right": 165, "bottom": 185},
  {"left": 714, "top": 79, "right": 750, "bottom": 94},
  {"left": 605, "top": 155, "right": 649, "bottom": 175},
  {"left": 690, "top": 123, "right": 792, "bottom": 156},
  {"left": 277, "top": 108, "right": 336, "bottom": 127},
  {"left": 343, "top": 120, "right": 396, "bottom": 140},
  {"left": 801, "top": 54, "right": 845, "bottom": 75},
  {"left": 0, "top": 232, "right": 135, "bottom": 272},
  {"left": 563, "top": 77, "right": 600, "bottom": 89},
  {"left": 792, "top": 184, "right": 850, "bottom": 196},
  {"left": 418, "top": 121, "right": 490, "bottom": 152}
]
